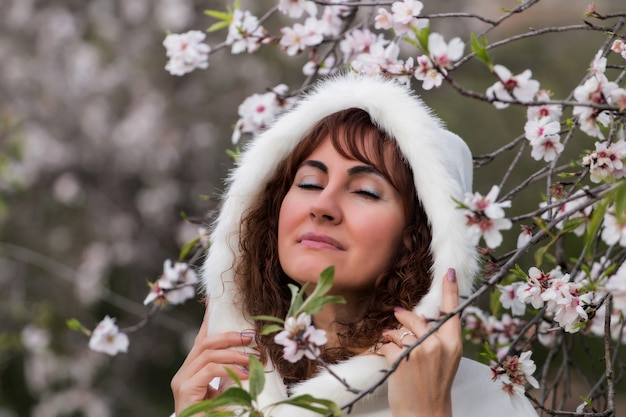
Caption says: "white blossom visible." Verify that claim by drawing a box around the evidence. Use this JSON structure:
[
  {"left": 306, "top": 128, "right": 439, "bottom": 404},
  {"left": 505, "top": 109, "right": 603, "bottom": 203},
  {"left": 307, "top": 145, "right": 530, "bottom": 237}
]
[
  {"left": 278, "top": 0, "right": 317, "bottom": 18},
  {"left": 527, "top": 90, "right": 562, "bottom": 122},
  {"left": 428, "top": 33, "right": 464, "bottom": 70},
  {"left": 582, "top": 140, "right": 626, "bottom": 183},
  {"left": 274, "top": 313, "right": 328, "bottom": 363},
  {"left": 573, "top": 74, "right": 618, "bottom": 139},
  {"left": 463, "top": 185, "right": 512, "bottom": 249},
  {"left": 163, "top": 30, "right": 210, "bottom": 76},
  {"left": 88, "top": 316, "right": 129, "bottom": 356},
  {"left": 606, "top": 262, "right": 626, "bottom": 314},
  {"left": 486, "top": 65, "right": 540, "bottom": 109},
  {"left": 413, "top": 55, "right": 443, "bottom": 90},
  {"left": 280, "top": 17, "right": 325, "bottom": 56},
  {"left": 601, "top": 207, "right": 626, "bottom": 247},
  {"left": 611, "top": 39, "right": 626, "bottom": 59},
  {"left": 143, "top": 259, "right": 199, "bottom": 306},
  {"left": 226, "top": 10, "right": 266, "bottom": 54},
  {"left": 499, "top": 282, "right": 526, "bottom": 316},
  {"left": 516, "top": 225, "right": 533, "bottom": 249}
]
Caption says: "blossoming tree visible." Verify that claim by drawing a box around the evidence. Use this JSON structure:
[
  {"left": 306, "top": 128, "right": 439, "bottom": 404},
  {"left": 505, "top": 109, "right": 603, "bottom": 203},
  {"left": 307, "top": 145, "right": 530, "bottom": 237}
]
[{"left": 1, "top": 0, "right": 625, "bottom": 416}]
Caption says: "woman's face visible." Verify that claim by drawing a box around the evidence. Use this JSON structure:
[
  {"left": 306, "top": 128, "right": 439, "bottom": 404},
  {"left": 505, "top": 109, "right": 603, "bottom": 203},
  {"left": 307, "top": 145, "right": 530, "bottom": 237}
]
[{"left": 277, "top": 135, "right": 406, "bottom": 295}]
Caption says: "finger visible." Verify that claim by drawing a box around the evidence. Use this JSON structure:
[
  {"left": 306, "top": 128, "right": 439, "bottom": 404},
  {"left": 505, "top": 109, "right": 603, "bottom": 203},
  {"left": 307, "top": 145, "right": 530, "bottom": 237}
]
[
  {"left": 183, "top": 349, "right": 252, "bottom": 378},
  {"left": 441, "top": 268, "right": 459, "bottom": 314}
]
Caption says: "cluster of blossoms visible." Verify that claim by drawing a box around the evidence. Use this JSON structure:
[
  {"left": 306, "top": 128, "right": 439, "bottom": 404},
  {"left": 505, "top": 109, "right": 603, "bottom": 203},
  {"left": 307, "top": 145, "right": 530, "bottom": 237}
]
[
  {"left": 491, "top": 351, "right": 540, "bottom": 397},
  {"left": 163, "top": 30, "right": 211, "bottom": 76},
  {"left": 274, "top": 313, "right": 328, "bottom": 363},
  {"left": 524, "top": 90, "right": 564, "bottom": 162},
  {"left": 231, "top": 84, "right": 296, "bottom": 144},
  {"left": 463, "top": 307, "right": 525, "bottom": 359},
  {"left": 462, "top": 185, "right": 512, "bottom": 249},
  {"left": 517, "top": 267, "right": 595, "bottom": 333},
  {"left": 227, "top": 9, "right": 268, "bottom": 54},
  {"left": 143, "top": 259, "right": 199, "bottom": 306},
  {"left": 88, "top": 316, "right": 129, "bottom": 356},
  {"left": 573, "top": 49, "right": 626, "bottom": 139},
  {"left": 582, "top": 139, "right": 626, "bottom": 183}
]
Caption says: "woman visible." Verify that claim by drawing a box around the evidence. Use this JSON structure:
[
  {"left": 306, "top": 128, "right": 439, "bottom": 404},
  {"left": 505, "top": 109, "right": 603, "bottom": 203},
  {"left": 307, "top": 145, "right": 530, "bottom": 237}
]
[{"left": 171, "top": 75, "right": 538, "bottom": 416}]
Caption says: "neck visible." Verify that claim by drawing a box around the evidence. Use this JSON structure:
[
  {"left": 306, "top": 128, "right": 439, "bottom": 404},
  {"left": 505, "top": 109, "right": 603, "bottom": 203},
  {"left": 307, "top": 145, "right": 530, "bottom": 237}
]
[{"left": 312, "top": 291, "right": 369, "bottom": 350}]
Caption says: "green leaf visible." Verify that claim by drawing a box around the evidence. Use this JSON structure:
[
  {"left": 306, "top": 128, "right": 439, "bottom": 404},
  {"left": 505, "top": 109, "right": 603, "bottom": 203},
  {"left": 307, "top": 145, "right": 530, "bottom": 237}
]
[
  {"left": 261, "top": 324, "right": 284, "bottom": 335},
  {"left": 179, "top": 236, "right": 200, "bottom": 261},
  {"left": 470, "top": 32, "right": 492, "bottom": 68},
  {"left": 560, "top": 217, "right": 586, "bottom": 235},
  {"left": 412, "top": 25, "right": 430, "bottom": 54},
  {"left": 534, "top": 243, "right": 551, "bottom": 268},
  {"left": 66, "top": 318, "right": 90, "bottom": 336},
  {"left": 296, "top": 267, "right": 346, "bottom": 317},
  {"left": 286, "top": 283, "right": 306, "bottom": 318},
  {"left": 479, "top": 341, "right": 498, "bottom": 363},
  {"left": 490, "top": 288, "right": 502, "bottom": 316},
  {"left": 248, "top": 355, "right": 265, "bottom": 401},
  {"left": 532, "top": 216, "right": 553, "bottom": 238},
  {"left": 226, "top": 147, "right": 241, "bottom": 162},
  {"left": 204, "top": 9, "right": 232, "bottom": 21},
  {"left": 274, "top": 394, "right": 342, "bottom": 417},
  {"left": 509, "top": 264, "right": 528, "bottom": 280},
  {"left": 207, "top": 21, "right": 231, "bottom": 33},
  {"left": 179, "top": 387, "right": 252, "bottom": 417},
  {"left": 251, "top": 315, "right": 285, "bottom": 324},
  {"left": 225, "top": 367, "right": 243, "bottom": 388},
  {"left": 614, "top": 180, "right": 626, "bottom": 223},
  {"left": 586, "top": 198, "right": 607, "bottom": 259}
]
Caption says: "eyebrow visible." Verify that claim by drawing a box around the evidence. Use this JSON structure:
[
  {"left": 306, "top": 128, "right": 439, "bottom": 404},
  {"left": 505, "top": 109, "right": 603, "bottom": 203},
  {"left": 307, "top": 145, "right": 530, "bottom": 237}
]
[{"left": 300, "top": 160, "right": 385, "bottom": 179}]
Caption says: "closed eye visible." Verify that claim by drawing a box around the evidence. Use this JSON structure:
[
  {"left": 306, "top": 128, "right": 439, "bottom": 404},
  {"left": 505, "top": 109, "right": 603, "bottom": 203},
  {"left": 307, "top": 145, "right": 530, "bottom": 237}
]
[
  {"left": 298, "top": 183, "right": 323, "bottom": 190},
  {"left": 355, "top": 189, "right": 380, "bottom": 200}
]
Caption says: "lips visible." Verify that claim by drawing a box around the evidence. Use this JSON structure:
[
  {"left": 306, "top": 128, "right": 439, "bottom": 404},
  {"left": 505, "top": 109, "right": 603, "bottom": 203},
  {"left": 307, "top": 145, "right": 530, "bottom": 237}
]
[{"left": 298, "top": 232, "right": 345, "bottom": 250}]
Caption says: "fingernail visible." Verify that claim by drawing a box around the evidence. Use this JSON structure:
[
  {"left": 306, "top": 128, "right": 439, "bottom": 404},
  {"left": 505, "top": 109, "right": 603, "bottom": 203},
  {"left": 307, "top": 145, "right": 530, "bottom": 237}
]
[
  {"left": 448, "top": 268, "right": 457, "bottom": 283},
  {"left": 241, "top": 330, "right": 256, "bottom": 338},
  {"left": 393, "top": 306, "right": 407, "bottom": 313}
]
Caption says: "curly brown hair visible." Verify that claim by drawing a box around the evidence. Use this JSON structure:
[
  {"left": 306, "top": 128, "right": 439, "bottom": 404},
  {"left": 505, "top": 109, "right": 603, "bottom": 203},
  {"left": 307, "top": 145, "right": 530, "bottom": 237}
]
[{"left": 234, "top": 108, "right": 433, "bottom": 384}]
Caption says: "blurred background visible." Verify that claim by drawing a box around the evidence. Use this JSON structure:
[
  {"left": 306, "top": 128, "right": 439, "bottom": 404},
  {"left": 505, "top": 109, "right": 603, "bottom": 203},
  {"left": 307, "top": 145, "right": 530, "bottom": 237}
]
[{"left": 0, "top": 0, "right": 624, "bottom": 416}]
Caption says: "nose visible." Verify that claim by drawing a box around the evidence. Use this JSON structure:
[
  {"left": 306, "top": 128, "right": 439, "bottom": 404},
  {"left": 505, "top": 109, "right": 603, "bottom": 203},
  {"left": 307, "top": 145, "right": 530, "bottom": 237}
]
[{"left": 310, "top": 188, "right": 342, "bottom": 224}]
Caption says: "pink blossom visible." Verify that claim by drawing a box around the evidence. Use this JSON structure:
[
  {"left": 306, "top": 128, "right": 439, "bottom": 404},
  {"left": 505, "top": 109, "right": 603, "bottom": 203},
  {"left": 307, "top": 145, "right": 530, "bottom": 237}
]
[
  {"left": 413, "top": 55, "right": 443, "bottom": 90},
  {"left": 527, "top": 90, "right": 562, "bottom": 122},
  {"left": 589, "top": 50, "right": 607, "bottom": 76},
  {"left": 374, "top": 8, "right": 394, "bottom": 31},
  {"left": 226, "top": 10, "right": 266, "bottom": 54},
  {"left": 611, "top": 39, "right": 626, "bottom": 59},
  {"left": 428, "top": 33, "right": 464, "bottom": 70},
  {"left": 274, "top": 313, "right": 328, "bottom": 363},
  {"left": 499, "top": 282, "right": 526, "bottom": 316},
  {"left": 352, "top": 41, "right": 403, "bottom": 76},
  {"left": 384, "top": 0, "right": 428, "bottom": 35},
  {"left": 463, "top": 185, "right": 512, "bottom": 249},
  {"left": 280, "top": 17, "right": 325, "bottom": 56},
  {"left": 320, "top": 3, "right": 351, "bottom": 37},
  {"left": 144, "top": 259, "right": 199, "bottom": 305},
  {"left": 516, "top": 225, "right": 533, "bottom": 249},
  {"left": 601, "top": 207, "right": 626, "bottom": 247},
  {"left": 582, "top": 140, "right": 626, "bottom": 183},
  {"left": 486, "top": 65, "right": 540, "bottom": 109},
  {"left": 163, "top": 30, "right": 210, "bottom": 76},
  {"left": 278, "top": 0, "right": 317, "bottom": 18},
  {"left": 573, "top": 74, "right": 618, "bottom": 139},
  {"left": 232, "top": 84, "right": 296, "bottom": 144},
  {"left": 303, "top": 55, "right": 336, "bottom": 76},
  {"left": 88, "top": 316, "right": 129, "bottom": 356},
  {"left": 340, "top": 29, "right": 385, "bottom": 63},
  {"left": 492, "top": 351, "right": 539, "bottom": 396}
]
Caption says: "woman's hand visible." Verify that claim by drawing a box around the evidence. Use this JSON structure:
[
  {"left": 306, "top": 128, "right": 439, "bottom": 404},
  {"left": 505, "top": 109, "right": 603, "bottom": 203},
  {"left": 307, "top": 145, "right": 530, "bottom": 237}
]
[
  {"left": 171, "top": 308, "right": 255, "bottom": 416},
  {"left": 378, "top": 268, "right": 461, "bottom": 417}
]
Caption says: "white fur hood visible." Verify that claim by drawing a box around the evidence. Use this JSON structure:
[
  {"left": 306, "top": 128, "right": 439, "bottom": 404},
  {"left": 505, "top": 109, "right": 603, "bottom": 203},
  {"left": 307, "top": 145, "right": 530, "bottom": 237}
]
[{"left": 200, "top": 74, "right": 494, "bottom": 416}]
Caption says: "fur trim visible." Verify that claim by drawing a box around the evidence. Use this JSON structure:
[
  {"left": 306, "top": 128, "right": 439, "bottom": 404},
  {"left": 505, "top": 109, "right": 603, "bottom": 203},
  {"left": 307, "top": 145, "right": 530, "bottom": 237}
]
[{"left": 204, "top": 74, "right": 478, "bottom": 339}]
